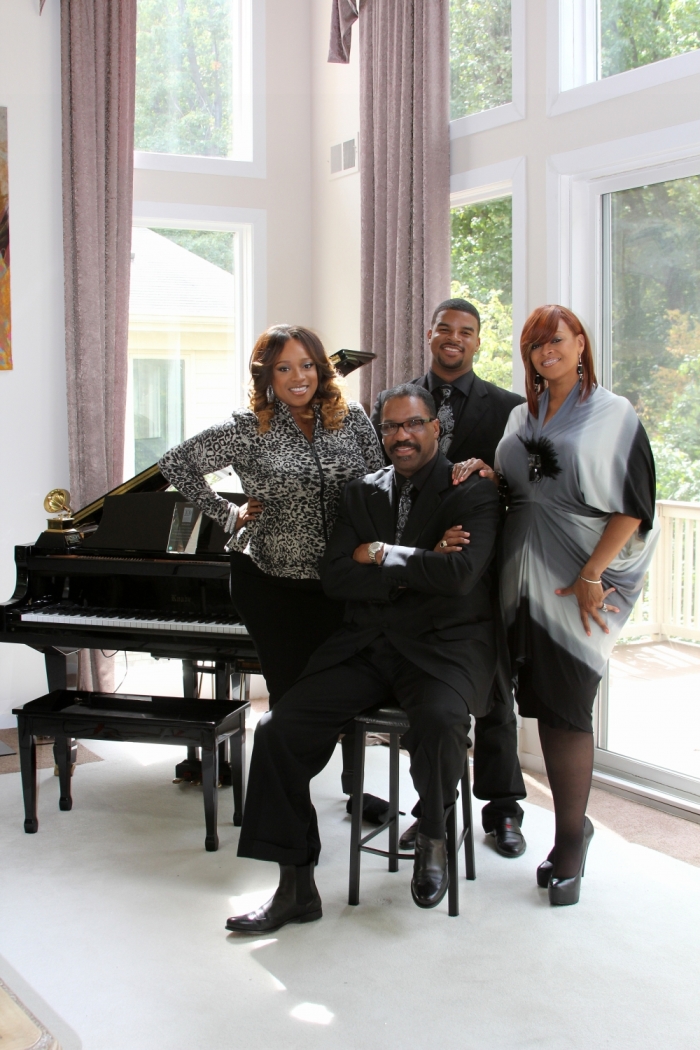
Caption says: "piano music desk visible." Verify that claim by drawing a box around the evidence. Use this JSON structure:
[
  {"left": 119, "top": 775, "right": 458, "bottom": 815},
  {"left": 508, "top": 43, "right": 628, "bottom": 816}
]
[{"left": 13, "top": 690, "right": 250, "bottom": 852}]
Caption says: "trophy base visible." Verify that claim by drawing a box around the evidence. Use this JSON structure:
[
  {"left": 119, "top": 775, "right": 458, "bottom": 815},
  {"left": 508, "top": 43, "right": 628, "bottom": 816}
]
[{"left": 46, "top": 517, "right": 76, "bottom": 531}]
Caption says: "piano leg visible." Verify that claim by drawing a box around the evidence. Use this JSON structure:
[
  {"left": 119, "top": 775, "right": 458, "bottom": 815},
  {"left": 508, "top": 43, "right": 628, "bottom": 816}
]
[
  {"left": 53, "top": 734, "right": 73, "bottom": 811},
  {"left": 201, "top": 745, "right": 219, "bottom": 852},
  {"left": 43, "top": 650, "right": 78, "bottom": 767},
  {"left": 175, "top": 659, "right": 202, "bottom": 782},
  {"left": 230, "top": 708, "right": 246, "bottom": 826},
  {"left": 17, "top": 718, "right": 38, "bottom": 833},
  {"left": 215, "top": 661, "right": 233, "bottom": 787}
]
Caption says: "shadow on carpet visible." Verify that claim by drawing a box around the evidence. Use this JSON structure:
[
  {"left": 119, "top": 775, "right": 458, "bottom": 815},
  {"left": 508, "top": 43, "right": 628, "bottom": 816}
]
[{"left": 0, "top": 729, "right": 101, "bottom": 776}]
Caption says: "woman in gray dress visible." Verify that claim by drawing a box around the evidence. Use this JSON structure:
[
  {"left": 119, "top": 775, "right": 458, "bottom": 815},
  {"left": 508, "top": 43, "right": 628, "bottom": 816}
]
[{"left": 464, "top": 305, "right": 657, "bottom": 905}]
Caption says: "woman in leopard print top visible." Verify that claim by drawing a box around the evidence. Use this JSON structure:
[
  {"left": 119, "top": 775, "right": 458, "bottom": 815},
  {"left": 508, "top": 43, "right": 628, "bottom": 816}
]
[{"left": 159, "top": 325, "right": 384, "bottom": 707}]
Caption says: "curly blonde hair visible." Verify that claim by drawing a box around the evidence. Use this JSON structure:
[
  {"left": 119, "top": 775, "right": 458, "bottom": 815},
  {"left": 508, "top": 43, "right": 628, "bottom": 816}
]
[{"left": 249, "top": 325, "right": 349, "bottom": 433}]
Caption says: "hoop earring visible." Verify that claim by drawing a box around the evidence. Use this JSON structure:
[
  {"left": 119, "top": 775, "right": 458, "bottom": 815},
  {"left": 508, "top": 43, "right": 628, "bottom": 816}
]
[
  {"left": 577, "top": 355, "right": 584, "bottom": 388},
  {"left": 266, "top": 384, "right": 275, "bottom": 404}
]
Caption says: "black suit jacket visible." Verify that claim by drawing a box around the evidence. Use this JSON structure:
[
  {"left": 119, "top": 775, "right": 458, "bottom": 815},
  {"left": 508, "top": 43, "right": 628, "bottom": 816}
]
[
  {"left": 307, "top": 454, "right": 500, "bottom": 716},
  {"left": 371, "top": 372, "right": 525, "bottom": 467}
]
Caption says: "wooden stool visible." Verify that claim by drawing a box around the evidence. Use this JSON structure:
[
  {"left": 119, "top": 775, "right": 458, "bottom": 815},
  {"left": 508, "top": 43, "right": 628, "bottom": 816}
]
[
  {"left": 348, "top": 704, "right": 475, "bottom": 916},
  {"left": 13, "top": 689, "right": 249, "bottom": 852}
]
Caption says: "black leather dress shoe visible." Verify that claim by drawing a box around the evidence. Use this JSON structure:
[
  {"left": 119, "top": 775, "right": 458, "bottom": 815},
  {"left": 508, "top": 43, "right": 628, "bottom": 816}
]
[
  {"left": 399, "top": 818, "right": 420, "bottom": 850},
  {"left": 411, "top": 832, "right": 449, "bottom": 909},
  {"left": 488, "top": 816, "right": 526, "bottom": 857},
  {"left": 225, "top": 864, "right": 322, "bottom": 933}
]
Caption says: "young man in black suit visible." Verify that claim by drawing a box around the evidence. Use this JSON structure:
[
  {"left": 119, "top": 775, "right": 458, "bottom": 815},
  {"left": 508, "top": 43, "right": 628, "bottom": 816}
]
[
  {"left": 371, "top": 298, "right": 528, "bottom": 859},
  {"left": 227, "top": 386, "right": 501, "bottom": 932}
]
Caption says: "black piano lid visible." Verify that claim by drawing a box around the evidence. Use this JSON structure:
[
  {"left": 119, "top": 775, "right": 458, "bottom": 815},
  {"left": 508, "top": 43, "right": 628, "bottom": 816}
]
[{"left": 72, "top": 463, "right": 170, "bottom": 529}]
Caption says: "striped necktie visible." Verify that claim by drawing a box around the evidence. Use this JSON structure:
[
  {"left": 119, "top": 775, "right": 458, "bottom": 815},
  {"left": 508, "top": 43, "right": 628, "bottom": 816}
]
[
  {"left": 437, "top": 385, "right": 454, "bottom": 454},
  {"left": 395, "top": 482, "right": 415, "bottom": 543}
]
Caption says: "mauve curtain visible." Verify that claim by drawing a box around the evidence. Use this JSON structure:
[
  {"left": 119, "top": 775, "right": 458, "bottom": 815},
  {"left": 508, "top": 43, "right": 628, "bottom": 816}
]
[
  {"left": 329, "top": 0, "right": 451, "bottom": 408},
  {"left": 61, "top": 0, "right": 137, "bottom": 689}
]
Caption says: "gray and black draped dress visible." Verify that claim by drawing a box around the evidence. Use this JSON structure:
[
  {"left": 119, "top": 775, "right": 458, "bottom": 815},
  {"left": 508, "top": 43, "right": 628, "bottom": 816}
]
[{"left": 495, "top": 383, "right": 658, "bottom": 730}]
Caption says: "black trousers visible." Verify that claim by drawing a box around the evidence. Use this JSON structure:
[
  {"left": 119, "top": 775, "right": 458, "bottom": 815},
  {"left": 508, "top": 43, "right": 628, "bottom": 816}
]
[
  {"left": 237, "top": 637, "right": 472, "bottom": 865},
  {"left": 229, "top": 551, "right": 525, "bottom": 823},
  {"left": 228, "top": 551, "right": 344, "bottom": 707},
  {"left": 473, "top": 688, "right": 526, "bottom": 829}
]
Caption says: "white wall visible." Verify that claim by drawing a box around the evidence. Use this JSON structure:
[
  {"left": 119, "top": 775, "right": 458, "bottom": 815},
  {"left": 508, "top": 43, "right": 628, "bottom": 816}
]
[{"left": 0, "top": 1, "right": 68, "bottom": 725}]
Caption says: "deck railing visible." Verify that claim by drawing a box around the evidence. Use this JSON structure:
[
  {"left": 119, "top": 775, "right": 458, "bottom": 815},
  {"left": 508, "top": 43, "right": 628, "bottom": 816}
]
[{"left": 621, "top": 500, "right": 700, "bottom": 642}]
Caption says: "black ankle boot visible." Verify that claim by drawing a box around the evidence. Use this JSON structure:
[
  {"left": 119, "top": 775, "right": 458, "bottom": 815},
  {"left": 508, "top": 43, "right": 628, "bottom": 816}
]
[{"left": 225, "top": 863, "right": 322, "bottom": 933}]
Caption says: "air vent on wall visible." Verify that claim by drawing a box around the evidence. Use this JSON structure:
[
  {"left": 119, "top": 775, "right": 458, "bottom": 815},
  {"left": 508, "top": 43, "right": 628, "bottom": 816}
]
[{"left": 330, "top": 134, "right": 359, "bottom": 179}]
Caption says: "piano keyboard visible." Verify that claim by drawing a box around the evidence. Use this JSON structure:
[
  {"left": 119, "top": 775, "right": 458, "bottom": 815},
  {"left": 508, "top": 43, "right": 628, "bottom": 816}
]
[{"left": 20, "top": 608, "right": 250, "bottom": 636}]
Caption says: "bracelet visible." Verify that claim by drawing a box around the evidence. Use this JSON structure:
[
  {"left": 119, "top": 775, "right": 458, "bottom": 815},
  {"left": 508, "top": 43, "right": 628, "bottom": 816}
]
[{"left": 579, "top": 574, "right": 602, "bottom": 585}]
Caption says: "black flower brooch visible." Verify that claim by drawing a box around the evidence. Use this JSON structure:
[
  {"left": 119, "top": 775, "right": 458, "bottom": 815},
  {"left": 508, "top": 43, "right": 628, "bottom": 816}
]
[{"left": 518, "top": 435, "right": 562, "bottom": 484}]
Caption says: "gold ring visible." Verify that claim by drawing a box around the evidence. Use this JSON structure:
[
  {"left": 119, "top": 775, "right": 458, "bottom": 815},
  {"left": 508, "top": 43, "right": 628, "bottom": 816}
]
[{"left": 439, "top": 540, "right": 448, "bottom": 548}]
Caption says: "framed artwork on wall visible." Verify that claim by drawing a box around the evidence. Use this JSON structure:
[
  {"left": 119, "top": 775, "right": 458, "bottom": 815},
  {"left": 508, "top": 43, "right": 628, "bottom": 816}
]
[{"left": 0, "top": 106, "right": 11, "bottom": 371}]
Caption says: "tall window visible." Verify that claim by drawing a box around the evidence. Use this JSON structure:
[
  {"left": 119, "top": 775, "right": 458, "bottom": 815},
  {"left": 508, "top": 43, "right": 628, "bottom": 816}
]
[
  {"left": 135, "top": 0, "right": 253, "bottom": 161},
  {"left": 450, "top": 0, "right": 512, "bottom": 120},
  {"left": 601, "top": 173, "right": 700, "bottom": 786},
  {"left": 451, "top": 197, "right": 513, "bottom": 388},
  {"left": 600, "top": 1, "right": 700, "bottom": 79},
  {"left": 126, "top": 226, "right": 242, "bottom": 477},
  {"left": 604, "top": 174, "right": 700, "bottom": 501}
]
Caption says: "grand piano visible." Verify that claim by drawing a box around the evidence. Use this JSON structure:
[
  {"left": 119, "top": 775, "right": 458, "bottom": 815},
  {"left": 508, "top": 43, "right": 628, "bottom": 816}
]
[
  {"left": 0, "top": 465, "right": 258, "bottom": 780},
  {"left": 0, "top": 348, "right": 376, "bottom": 780}
]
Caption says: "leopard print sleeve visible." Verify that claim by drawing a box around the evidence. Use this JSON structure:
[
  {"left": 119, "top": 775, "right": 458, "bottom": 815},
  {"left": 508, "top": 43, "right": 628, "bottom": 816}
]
[
  {"left": 346, "top": 400, "right": 385, "bottom": 471},
  {"left": 159, "top": 415, "right": 246, "bottom": 531}
]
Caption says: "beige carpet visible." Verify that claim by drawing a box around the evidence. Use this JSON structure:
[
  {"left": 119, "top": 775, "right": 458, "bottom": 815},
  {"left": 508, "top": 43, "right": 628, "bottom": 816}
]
[
  {"left": 0, "top": 978, "right": 60, "bottom": 1050},
  {"left": 0, "top": 730, "right": 101, "bottom": 776},
  {"left": 524, "top": 770, "right": 700, "bottom": 868}
]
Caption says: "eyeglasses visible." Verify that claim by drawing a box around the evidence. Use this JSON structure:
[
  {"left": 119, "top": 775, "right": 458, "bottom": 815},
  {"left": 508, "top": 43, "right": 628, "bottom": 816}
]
[{"left": 378, "top": 416, "right": 435, "bottom": 437}]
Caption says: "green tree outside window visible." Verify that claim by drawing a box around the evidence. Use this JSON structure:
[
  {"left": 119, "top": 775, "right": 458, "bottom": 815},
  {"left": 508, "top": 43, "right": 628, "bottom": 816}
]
[
  {"left": 601, "top": 0, "right": 700, "bottom": 79},
  {"left": 450, "top": 0, "right": 512, "bottom": 120},
  {"left": 135, "top": 0, "right": 233, "bottom": 158},
  {"left": 451, "top": 197, "right": 513, "bottom": 389}
]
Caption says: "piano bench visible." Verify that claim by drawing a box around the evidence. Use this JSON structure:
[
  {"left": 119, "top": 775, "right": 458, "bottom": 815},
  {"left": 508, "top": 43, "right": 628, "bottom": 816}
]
[{"left": 13, "top": 690, "right": 250, "bottom": 852}]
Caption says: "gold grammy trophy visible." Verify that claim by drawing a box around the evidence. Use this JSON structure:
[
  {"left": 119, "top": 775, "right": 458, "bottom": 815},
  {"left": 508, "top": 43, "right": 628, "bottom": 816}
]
[{"left": 44, "top": 488, "right": 75, "bottom": 531}]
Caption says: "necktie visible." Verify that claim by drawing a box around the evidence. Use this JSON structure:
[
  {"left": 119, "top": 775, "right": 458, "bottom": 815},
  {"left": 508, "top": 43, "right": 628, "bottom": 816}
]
[
  {"left": 437, "top": 385, "right": 454, "bottom": 454},
  {"left": 395, "top": 482, "right": 415, "bottom": 543}
]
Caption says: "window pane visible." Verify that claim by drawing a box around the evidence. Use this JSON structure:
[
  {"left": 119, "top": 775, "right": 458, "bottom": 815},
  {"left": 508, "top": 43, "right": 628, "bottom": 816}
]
[
  {"left": 451, "top": 197, "right": 512, "bottom": 388},
  {"left": 127, "top": 227, "right": 239, "bottom": 476},
  {"left": 135, "top": 0, "right": 252, "bottom": 159},
  {"left": 450, "top": 0, "right": 512, "bottom": 120},
  {"left": 600, "top": 0, "right": 700, "bottom": 79},
  {"left": 609, "top": 175, "right": 700, "bottom": 497},
  {"left": 605, "top": 174, "right": 700, "bottom": 782}
]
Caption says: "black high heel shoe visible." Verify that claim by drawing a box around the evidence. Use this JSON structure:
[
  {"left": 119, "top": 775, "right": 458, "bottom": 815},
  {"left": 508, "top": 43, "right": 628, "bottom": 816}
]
[
  {"left": 536, "top": 851, "right": 555, "bottom": 888},
  {"left": 548, "top": 816, "right": 594, "bottom": 907}
]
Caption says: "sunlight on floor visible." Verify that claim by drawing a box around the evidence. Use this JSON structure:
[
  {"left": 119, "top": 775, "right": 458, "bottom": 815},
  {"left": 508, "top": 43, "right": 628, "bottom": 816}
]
[{"left": 290, "top": 1002, "right": 334, "bottom": 1025}]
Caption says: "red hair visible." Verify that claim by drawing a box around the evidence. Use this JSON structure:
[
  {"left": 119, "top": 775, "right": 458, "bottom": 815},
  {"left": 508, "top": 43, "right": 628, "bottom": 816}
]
[{"left": 520, "top": 305, "right": 597, "bottom": 415}]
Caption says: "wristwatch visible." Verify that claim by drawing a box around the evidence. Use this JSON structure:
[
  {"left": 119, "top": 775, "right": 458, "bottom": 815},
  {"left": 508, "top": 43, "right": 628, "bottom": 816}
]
[{"left": 367, "top": 541, "right": 384, "bottom": 564}]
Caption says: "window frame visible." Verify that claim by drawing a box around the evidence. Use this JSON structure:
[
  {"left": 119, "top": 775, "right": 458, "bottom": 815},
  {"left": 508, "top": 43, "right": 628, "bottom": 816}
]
[
  {"left": 124, "top": 202, "right": 267, "bottom": 476},
  {"left": 450, "top": 157, "right": 527, "bottom": 394},
  {"left": 133, "top": 0, "right": 266, "bottom": 180},
  {"left": 547, "top": 121, "right": 700, "bottom": 810},
  {"left": 548, "top": 0, "right": 700, "bottom": 117},
  {"left": 449, "top": 0, "right": 526, "bottom": 140}
]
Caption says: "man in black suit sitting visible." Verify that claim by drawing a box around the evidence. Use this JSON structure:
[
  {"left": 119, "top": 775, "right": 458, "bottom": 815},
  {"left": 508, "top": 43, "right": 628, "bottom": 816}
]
[
  {"left": 227, "top": 385, "right": 501, "bottom": 933},
  {"left": 371, "top": 298, "right": 528, "bottom": 860}
]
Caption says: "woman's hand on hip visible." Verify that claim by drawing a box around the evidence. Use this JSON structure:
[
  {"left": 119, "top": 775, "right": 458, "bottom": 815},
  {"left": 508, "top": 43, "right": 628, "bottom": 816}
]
[
  {"left": 451, "top": 459, "right": 499, "bottom": 486},
  {"left": 235, "top": 498, "right": 263, "bottom": 532},
  {"left": 556, "top": 577, "right": 619, "bottom": 636},
  {"left": 434, "top": 525, "right": 470, "bottom": 553}
]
